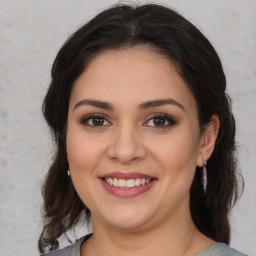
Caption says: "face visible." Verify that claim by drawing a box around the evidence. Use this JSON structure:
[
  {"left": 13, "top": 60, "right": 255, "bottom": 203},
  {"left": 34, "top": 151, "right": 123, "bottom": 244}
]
[{"left": 66, "top": 47, "right": 206, "bottom": 231}]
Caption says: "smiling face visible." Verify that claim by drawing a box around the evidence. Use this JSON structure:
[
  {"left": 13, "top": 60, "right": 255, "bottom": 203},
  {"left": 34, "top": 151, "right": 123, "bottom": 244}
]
[{"left": 66, "top": 46, "right": 207, "bottom": 231}]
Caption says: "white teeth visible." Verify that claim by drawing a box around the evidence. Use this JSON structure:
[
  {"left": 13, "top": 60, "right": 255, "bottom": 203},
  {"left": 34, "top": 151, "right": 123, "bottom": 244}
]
[
  {"left": 104, "top": 178, "right": 152, "bottom": 188},
  {"left": 135, "top": 178, "right": 140, "bottom": 186},
  {"left": 127, "top": 179, "right": 135, "bottom": 188},
  {"left": 118, "top": 179, "right": 126, "bottom": 188},
  {"left": 113, "top": 178, "right": 118, "bottom": 187}
]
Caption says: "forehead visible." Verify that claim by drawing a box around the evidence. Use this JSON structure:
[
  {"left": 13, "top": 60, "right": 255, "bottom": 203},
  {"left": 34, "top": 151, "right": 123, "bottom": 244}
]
[{"left": 70, "top": 46, "right": 196, "bottom": 111}]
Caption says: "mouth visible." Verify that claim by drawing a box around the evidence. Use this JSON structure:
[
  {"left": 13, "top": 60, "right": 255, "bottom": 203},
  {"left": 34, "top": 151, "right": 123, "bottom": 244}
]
[
  {"left": 102, "top": 177, "right": 152, "bottom": 188},
  {"left": 99, "top": 172, "right": 157, "bottom": 197}
]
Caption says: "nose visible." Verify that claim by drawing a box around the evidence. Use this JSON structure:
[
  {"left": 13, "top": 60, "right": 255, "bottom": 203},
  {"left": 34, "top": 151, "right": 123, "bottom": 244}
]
[{"left": 107, "top": 124, "right": 147, "bottom": 164}]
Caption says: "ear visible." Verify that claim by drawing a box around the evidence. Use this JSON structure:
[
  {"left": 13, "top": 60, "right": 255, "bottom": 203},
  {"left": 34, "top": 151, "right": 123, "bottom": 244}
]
[{"left": 197, "top": 115, "right": 220, "bottom": 167}]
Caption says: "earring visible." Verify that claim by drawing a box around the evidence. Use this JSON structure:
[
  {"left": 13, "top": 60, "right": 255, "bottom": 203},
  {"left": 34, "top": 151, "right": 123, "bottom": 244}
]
[
  {"left": 67, "top": 170, "right": 70, "bottom": 176},
  {"left": 202, "top": 158, "right": 207, "bottom": 194}
]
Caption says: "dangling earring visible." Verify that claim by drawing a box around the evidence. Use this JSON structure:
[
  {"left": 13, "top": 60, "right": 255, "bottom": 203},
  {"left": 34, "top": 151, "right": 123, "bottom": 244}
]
[
  {"left": 202, "top": 158, "right": 207, "bottom": 194},
  {"left": 67, "top": 170, "right": 70, "bottom": 176}
]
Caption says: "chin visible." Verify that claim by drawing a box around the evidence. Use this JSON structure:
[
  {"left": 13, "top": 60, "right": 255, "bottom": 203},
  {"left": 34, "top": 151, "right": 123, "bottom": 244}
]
[
  {"left": 106, "top": 218, "right": 151, "bottom": 231},
  {"left": 92, "top": 206, "right": 155, "bottom": 231}
]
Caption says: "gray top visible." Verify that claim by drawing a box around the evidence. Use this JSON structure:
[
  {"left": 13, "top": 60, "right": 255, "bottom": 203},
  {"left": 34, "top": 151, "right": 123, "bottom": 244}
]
[{"left": 41, "top": 234, "right": 248, "bottom": 256}]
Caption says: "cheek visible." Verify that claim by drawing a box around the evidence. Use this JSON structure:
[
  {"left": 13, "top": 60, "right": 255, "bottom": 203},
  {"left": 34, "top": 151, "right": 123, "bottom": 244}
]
[
  {"left": 151, "top": 130, "right": 200, "bottom": 180},
  {"left": 66, "top": 128, "right": 105, "bottom": 174},
  {"left": 66, "top": 128, "right": 107, "bottom": 209}
]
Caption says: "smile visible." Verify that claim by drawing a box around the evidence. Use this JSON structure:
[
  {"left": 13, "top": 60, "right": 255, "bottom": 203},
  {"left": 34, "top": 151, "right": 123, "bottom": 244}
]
[
  {"left": 103, "top": 178, "right": 152, "bottom": 188},
  {"left": 99, "top": 173, "right": 157, "bottom": 197}
]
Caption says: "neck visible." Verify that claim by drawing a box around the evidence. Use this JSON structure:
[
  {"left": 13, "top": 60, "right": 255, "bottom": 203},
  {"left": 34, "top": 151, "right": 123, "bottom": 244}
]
[{"left": 81, "top": 208, "right": 214, "bottom": 256}]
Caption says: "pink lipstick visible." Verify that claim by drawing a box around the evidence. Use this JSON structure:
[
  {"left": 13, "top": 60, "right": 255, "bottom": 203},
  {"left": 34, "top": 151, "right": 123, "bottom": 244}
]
[{"left": 99, "top": 172, "right": 157, "bottom": 198}]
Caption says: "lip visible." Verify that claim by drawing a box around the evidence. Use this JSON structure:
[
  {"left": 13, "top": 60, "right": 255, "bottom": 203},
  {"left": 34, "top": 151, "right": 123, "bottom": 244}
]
[
  {"left": 100, "top": 178, "right": 157, "bottom": 197},
  {"left": 98, "top": 172, "right": 156, "bottom": 180},
  {"left": 99, "top": 172, "right": 157, "bottom": 198}
]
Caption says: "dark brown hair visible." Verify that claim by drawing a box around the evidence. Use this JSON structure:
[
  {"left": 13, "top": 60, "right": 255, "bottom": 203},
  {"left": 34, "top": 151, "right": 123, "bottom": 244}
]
[{"left": 38, "top": 3, "right": 242, "bottom": 253}]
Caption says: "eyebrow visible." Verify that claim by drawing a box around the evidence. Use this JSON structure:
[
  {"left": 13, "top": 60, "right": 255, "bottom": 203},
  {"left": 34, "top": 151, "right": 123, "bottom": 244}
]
[
  {"left": 73, "top": 98, "right": 185, "bottom": 111},
  {"left": 73, "top": 99, "right": 114, "bottom": 111},
  {"left": 138, "top": 99, "right": 185, "bottom": 111}
]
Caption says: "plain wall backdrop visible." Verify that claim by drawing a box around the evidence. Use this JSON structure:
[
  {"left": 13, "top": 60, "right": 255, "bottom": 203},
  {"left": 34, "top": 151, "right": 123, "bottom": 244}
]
[{"left": 0, "top": 0, "right": 255, "bottom": 255}]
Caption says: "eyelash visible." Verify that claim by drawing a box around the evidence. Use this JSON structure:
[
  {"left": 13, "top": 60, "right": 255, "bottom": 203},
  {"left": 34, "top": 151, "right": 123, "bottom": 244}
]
[
  {"left": 144, "top": 113, "right": 177, "bottom": 129},
  {"left": 80, "top": 113, "right": 177, "bottom": 129},
  {"left": 80, "top": 114, "right": 111, "bottom": 127}
]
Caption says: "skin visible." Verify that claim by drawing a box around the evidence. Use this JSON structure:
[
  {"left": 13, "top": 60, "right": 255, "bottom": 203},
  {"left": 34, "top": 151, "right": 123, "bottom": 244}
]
[{"left": 66, "top": 46, "right": 219, "bottom": 256}]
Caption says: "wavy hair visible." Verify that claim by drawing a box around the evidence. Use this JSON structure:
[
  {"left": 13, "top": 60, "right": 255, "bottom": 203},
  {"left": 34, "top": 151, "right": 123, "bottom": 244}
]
[{"left": 38, "top": 3, "right": 242, "bottom": 253}]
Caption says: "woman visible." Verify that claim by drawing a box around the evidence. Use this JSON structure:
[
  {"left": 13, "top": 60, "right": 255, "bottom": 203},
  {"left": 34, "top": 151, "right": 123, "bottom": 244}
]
[{"left": 39, "top": 3, "right": 247, "bottom": 256}]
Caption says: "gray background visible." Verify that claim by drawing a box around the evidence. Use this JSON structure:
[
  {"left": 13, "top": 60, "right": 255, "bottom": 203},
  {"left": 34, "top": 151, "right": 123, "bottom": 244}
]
[{"left": 0, "top": 0, "right": 255, "bottom": 255}]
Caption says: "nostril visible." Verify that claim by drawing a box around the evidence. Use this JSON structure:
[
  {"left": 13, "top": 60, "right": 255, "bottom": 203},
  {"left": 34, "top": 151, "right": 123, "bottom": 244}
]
[{"left": 107, "top": 142, "right": 147, "bottom": 163}]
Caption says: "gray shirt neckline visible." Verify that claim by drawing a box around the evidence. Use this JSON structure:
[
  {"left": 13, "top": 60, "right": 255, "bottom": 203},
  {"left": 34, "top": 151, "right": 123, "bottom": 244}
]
[{"left": 42, "top": 234, "right": 248, "bottom": 256}]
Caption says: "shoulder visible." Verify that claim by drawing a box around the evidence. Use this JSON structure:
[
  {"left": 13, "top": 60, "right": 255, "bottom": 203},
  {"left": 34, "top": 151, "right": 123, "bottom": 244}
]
[
  {"left": 197, "top": 242, "right": 248, "bottom": 256},
  {"left": 40, "top": 234, "right": 92, "bottom": 256},
  {"left": 41, "top": 244, "right": 72, "bottom": 256}
]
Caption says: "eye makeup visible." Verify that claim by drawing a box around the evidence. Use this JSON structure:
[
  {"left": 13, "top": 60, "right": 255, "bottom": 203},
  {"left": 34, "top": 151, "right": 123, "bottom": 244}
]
[
  {"left": 143, "top": 113, "right": 178, "bottom": 129},
  {"left": 79, "top": 113, "right": 112, "bottom": 127}
]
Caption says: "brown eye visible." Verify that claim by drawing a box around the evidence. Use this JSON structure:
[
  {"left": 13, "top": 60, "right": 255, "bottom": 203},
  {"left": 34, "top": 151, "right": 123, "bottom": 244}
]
[
  {"left": 81, "top": 115, "right": 111, "bottom": 127},
  {"left": 153, "top": 117, "right": 166, "bottom": 126},
  {"left": 144, "top": 114, "right": 177, "bottom": 128},
  {"left": 92, "top": 117, "right": 104, "bottom": 126}
]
